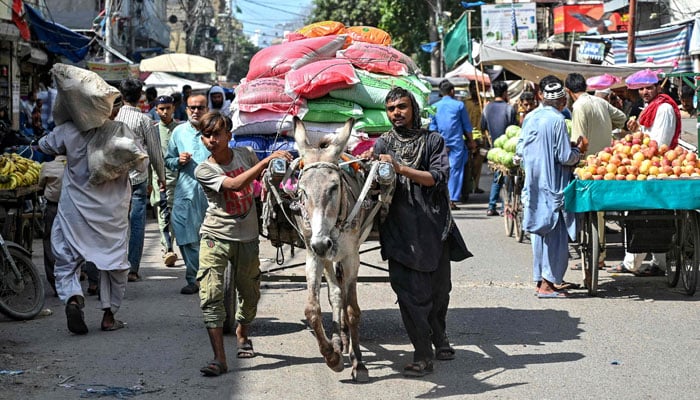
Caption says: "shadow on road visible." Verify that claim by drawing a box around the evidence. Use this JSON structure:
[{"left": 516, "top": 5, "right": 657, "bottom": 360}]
[{"left": 239, "top": 306, "right": 584, "bottom": 397}]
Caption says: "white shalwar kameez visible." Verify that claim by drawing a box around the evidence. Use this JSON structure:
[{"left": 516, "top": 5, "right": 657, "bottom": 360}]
[{"left": 39, "top": 122, "right": 146, "bottom": 312}]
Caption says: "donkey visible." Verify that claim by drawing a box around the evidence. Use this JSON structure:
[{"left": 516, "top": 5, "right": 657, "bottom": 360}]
[{"left": 293, "top": 117, "right": 371, "bottom": 382}]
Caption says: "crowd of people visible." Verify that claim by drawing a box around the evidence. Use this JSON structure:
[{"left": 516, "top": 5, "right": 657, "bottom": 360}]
[
  {"left": 429, "top": 70, "right": 692, "bottom": 298},
  {"left": 17, "top": 66, "right": 696, "bottom": 379}
]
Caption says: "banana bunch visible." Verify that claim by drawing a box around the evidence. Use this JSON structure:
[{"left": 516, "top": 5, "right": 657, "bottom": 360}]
[{"left": 0, "top": 153, "right": 42, "bottom": 190}]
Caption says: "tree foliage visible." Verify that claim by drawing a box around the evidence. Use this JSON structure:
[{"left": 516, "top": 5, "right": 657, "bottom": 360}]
[
  {"left": 308, "top": 0, "right": 468, "bottom": 75},
  {"left": 227, "top": 36, "right": 259, "bottom": 83},
  {"left": 307, "top": 0, "right": 382, "bottom": 27}
]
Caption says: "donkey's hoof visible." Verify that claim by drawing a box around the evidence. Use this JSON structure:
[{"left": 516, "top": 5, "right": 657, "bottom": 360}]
[
  {"left": 351, "top": 365, "right": 369, "bottom": 383},
  {"left": 325, "top": 352, "right": 344, "bottom": 372}
]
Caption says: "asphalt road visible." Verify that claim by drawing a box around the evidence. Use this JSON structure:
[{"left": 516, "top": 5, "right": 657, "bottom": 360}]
[{"left": 1, "top": 167, "right": 699, "bottom": 400}]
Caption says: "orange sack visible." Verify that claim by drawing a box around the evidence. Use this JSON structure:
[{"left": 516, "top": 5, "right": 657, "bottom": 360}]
[
  {"left": 345, "top": 26, "right": 392, "bottom": 46},
  {"left": 297, "top": 21, "right": 346, "bottom": 38}
]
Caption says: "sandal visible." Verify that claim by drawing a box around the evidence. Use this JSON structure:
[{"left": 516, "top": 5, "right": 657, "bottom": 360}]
[
  {"left": 554, "top": 281, "right": 580, "bottom": 291},
  {"left": 403, "top": 360, "right": 433, "bottom": 377},
  {"left": 606, "top": 263, "right": 633, "bottom": 274},
  {"left": 65, "top": 303, "right": 88, "bottom": 335},
  {"left": 200, "top": 360, "right": 228, "bottom": 377},
  {"left": 435, "top": 347, "right": 455, "bottom": 360},
  {"left": 237, "top": 339, "right": 256, "bottom": 359},
  {"left": 101, "top": 320, "right": 126, "bottom": 331}
]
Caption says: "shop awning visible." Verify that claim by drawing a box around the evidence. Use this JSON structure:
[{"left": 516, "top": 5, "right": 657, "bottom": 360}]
[
  {"left": 140, "top": 53, "right": 216, "bottom": 74},
  {"left": 479, "top": 44, "right": 676, "bottom": 84},
  {"left": 24, "top": 5, "right": 91, "bottom": 63}
]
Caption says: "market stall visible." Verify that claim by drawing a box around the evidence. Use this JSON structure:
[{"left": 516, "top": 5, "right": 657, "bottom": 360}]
[{"left": 565, "top": 179, "right": 700, "bottom": 296}]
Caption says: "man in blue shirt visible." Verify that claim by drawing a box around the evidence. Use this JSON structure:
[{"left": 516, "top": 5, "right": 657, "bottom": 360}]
[
  {"left": 429, "top": 80, "right": 475, "bottom": 209},
  {"left": 482, "top": 81, "right": 518, "bottom": 216}
]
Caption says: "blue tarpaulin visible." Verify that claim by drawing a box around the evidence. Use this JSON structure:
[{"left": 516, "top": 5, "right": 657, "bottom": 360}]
[
  {"left": 564, "top": 179, "right": 700, "bottom": 213},
  {"left": 24, "top": 5, "right": 90, "bottom": 63}
]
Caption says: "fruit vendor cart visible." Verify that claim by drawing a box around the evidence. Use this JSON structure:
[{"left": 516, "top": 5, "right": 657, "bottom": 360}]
[
  {"left": 488, "top": 161, "right": 526, "bottom": 242},
  {"left": 564, "top": 179, "right": 700, "bottom": 296},
  {"left": 0, "top": 184, "right": 41, "bottom": 253}
]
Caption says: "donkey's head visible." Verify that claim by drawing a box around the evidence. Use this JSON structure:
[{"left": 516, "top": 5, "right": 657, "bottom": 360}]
[{"left": 294, "top": 117, "right": 354, "bottom": 258}]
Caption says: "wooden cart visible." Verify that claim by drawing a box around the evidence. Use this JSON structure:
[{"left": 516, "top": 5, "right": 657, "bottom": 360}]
[
  {"left": 564, "top": 179, "right": 700, "bottom": 296},
  {"left": 0, "top": 185, "right": 41, "bottom": 253}
]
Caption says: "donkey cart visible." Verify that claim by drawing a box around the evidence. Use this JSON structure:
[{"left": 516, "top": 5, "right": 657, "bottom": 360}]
[{"left": 564, "top": 179, "right": 700, "bottom": 296}]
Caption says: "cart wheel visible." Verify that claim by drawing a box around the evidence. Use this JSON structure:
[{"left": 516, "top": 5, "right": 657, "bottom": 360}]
[
  {"left": 580, "top": 212, "right": 599, "bottom": 296},
  {"left": 501, "top": 181, "right": 514, "bottom": 237},
  {"left": 680, "top": 211, "right": 699, "bottom": 296},
  {"left": 665, "top": 217, "right": 681, "bottom": 288},
  {"left": 513, "top": 194, "right": 525, "bottom": 242}
]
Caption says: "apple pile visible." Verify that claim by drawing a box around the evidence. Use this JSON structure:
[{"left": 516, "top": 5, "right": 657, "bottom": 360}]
[{"left": 574, "top": 132, "right": 699, "bottom": 181}]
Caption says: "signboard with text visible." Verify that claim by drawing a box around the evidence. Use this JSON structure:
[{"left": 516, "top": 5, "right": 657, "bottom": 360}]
[
  {"left": 481, "top": 3, "right": 537, "bottom": 51},
  {"left": 553, "top": 4, "right": 628, "bottom": 35},
  {"left": 0, "top": 2, "right": 10, "bottom": 20}
]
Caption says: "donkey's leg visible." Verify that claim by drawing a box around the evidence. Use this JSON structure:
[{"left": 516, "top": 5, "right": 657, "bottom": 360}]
[
  {"left": 331, "top": 262, "right": 349, "bottom": 354},
  {"left": 304, "top": 257, "right": 341, "bottom": 372},
  {"left": 322, "top": 262, "right": 345, "bottom": 372},
  {"left": 340, "top": 304, "right": 350, "bottom": 354},
  {"left": 345, "top": 254, "right": 368, "bottom": 382}
]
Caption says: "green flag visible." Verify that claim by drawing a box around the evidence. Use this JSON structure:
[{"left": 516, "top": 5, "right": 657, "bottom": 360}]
[{"left": 443, "top": 12, "right": 470, "bottom": 70}]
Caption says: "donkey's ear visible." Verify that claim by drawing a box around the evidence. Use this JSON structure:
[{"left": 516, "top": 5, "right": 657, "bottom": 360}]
[
  {"left": 293, "top": 116, "right": 309, "bottom": 154},
  {"left": 331, "top": 118, "right": 355, "bottom": 154}
]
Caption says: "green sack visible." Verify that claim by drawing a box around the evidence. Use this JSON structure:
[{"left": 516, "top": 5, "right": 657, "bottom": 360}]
[
  {"left": 353, "top": 108, "right": 392, "bottom": 133},
  {"left": 302, "top": 97, "right": 364, "bottom": 123},
  {"left": 329, "top": 70, "right": 430, "bottom": 110}
]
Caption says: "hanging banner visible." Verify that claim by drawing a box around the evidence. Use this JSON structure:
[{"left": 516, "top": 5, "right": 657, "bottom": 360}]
[
  {"left": 481, "top": 3, "right": 537, "bottom": 51},
  {"left": 553, "top": 4, "right": 628, "bottom": 35},
  {"left": 86, "top": 61, "right": 138, "bottom": 81}
]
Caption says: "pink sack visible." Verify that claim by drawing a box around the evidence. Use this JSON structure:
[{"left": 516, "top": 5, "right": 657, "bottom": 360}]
[
  {"left": 337, "top": 42, "right": 418, "bottom": 76},
  {"left": 285, "top": 59, "right": 359, "bottom": 99},
  {"left": 625, "top": 69, "right": 663, "bottom": 90},
  {"left": 235, "top": 78, "right": 305, "bottom": 115},
  {"left": 586, "top": 74, "right": 621, "bottom": 90},
  {"left": 246, "top": 35, "right": 348, "bottom": 80}
]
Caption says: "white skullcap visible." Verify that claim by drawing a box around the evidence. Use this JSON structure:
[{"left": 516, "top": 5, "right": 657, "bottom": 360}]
[{"left": 542, "top": 82, "right": 565, "bottom": 100}]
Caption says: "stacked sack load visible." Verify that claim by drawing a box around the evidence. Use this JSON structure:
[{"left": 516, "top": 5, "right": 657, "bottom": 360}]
[{"left": 229, "top": 20, "right": 431, "bottom": 158}]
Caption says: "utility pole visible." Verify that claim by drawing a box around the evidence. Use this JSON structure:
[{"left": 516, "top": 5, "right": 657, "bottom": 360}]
[
  {"left": 437, "top": 0, "right": 444, "bottom": 77},
  {"left": 105, "top": 0, "right": 112, "bottom": 63},
  {"left": 627, "top": 0, "right": 636, "bottom": 63},
  {"left": 429, "top": 0, "right": 440, "bottom": 76}
]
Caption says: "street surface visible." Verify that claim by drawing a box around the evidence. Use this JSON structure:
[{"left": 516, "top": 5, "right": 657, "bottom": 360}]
[{"left": 1, "top": 127, "right": 699, "bottom": 399}]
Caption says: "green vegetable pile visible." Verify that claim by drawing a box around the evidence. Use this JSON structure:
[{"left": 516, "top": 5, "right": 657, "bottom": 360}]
[{"left": 486, "top": 125, "right": 521, "bottom": 168}]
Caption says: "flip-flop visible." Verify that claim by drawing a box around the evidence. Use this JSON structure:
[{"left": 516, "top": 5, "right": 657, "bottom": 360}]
[
  {"left": 403, "top": 360, "right": 433, "bottom": 377},
  {"left": 65, "top": 303, "right": 88, "bottom": 335},
  {"left": 537, "top": 291, "right": 569, "bottom": 298},
  {"left": 101, "top": 320, "right": 126, "bottom": 331},
  {"left": 200, "top": 360, "right": 228, "bottom": 377},
  {"left": 237, "top": 339, "right": 256, "bottom": 358},
  {"left": 606, "top": 263, "right": 633, "bottom": 274},
  {"left": 554, "top": 281, "right": 580, "bottom": 290}
]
